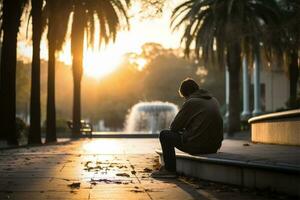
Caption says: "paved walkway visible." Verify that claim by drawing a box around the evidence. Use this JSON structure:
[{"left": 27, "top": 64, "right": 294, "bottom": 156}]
[{"left": 0, "top": 139, "right": 294, "bottom": 200}]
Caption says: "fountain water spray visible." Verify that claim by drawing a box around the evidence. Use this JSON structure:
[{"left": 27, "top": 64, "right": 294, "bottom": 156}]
[{"left": 125, "top": 101, "right": 178, "bottom": 133}]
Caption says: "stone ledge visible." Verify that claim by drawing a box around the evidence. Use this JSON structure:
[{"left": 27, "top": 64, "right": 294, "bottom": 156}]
[
  {"left": 156, "top": 146, "right": 300, "bottom": 196},
  {"left": 155, "top": 149, "right": 300, "bottom": 174},
  {"left": 248, "top": 109, "right": 300, "bottom": 145},
  {"left": 248, "top": 109, "right": 300, "bottom": 123}
]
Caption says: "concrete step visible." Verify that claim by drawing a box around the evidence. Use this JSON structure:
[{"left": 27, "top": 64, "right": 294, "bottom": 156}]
[{"left": 156, "top": 140, "right": 300, "bottom": 197}]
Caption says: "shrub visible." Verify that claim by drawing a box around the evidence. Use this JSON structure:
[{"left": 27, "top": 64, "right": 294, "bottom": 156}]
[{"left": 16, "top": 117, "right": 28, "bottom": 144}]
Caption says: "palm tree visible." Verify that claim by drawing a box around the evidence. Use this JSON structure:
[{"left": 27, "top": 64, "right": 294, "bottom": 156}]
[
  {"left": 280, "top": 0, "right": 300, "bottom": 108},
  {"left": 28, "top": 0, "right": 43, "bottom": 144},
  {"left": 70, "top": 0, "right": 130, "bottom": 136},
  {"left": 171, "top": 0, "right": 280, "bottom": 134},
  {"left": 0, "top": 0, "right": 28, "bottom": 144},
  {"left": 44, "top": 0, "right": 72, "bottom": 143}
]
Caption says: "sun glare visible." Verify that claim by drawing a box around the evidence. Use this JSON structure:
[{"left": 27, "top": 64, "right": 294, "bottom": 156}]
[
  {"left": 56, "top": 40, "right": 125, "bottom": 79},
  {"left": 83, "top": 48, "right": 122, "bottom": 79}
]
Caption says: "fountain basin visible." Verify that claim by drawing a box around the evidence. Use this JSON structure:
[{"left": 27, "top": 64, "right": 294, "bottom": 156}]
[
  {"left": 125, "top": 101, "right": 178, "bottom": 134},
  {"left": 248, "top": 109, "right": 300, "bottom": 145}
]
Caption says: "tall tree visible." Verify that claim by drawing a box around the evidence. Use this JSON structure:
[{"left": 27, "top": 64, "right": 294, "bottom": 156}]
[
  {"left": 44, "top": 0, "right": 72, "bottom": 143},
  {"left": 28, "top": 0, "right": 43, "bottom": 144},
  {"left": 171, "top": 0, "right": 280, "bottom": 134},
  {"left": 0, "top": 0, "right": 27, "bottom": 144},
  {"left": 281, "top": 0, "right": 300, "bottom": 108},
  {"left": 71, "top": 0, "right": 130, "bottom": 136},
  {"left": 71, "top": 1, "right": 85, "bottom": 137}
]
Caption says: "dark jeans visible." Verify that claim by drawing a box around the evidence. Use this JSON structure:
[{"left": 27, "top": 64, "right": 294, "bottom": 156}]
[{"left": 159, "top": 130, "right": 184, "bottom": 172}]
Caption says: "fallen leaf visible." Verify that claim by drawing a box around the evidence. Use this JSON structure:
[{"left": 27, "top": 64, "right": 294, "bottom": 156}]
[
  {"left": 143, "top": 168, "right": 152, "bottom": 173},
  {"left": 130, "top": 189, "right": 144, "bottom": 193},
  {"left": 91, "top": 182, "right": 97, "bottom": 186},
  {"left": 131, "top": 170, "right": 136, "bottom": 175},
  {"left": 116, "top": 173, "right": 130, "bottom": 177},
  {"left": 68, "top": 182, "right": 81, "bottom": 189}
]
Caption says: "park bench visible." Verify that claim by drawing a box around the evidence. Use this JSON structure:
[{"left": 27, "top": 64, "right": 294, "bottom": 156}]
[{"left": 67, "top": 120, "right": 93, "bottom": 137}]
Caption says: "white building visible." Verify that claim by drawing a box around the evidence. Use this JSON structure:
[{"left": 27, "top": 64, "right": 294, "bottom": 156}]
[
  {"left": 259, "top": 66, "right": 290, "bottom": 112},
  {"left": 225, "top": 56, "right": 293, "bottom": 120}
]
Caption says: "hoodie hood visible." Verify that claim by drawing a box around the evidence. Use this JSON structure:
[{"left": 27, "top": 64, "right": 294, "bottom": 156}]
[{"left": 189, "top": 89, "right": 212, "bottom": 100}]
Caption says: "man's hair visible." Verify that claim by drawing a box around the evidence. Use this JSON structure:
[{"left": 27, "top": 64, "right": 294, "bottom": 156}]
[{"left": 179, "top": 78, "right": 199, "bottom": 98}]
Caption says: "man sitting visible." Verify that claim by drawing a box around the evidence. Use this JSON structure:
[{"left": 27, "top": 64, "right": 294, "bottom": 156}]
[{"left": 151, "top": 78, "right": 223, "bottom": 178}]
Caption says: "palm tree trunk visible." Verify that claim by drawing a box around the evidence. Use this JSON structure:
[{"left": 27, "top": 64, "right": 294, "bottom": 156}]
[
  {"left": 71, "top": 4, "right": 85, "bottom": 137},
  {"left": 0, "top": 0, "right": 23, "bottom": 144},
  {"left": 227, "top": 43, "right": 241, "bottom": 134},
  {"left": 46, "top": 23, "right": 57, "bottom": 143},
  {"left": 28, "top": 0, "right": 43, "bottom": 144},
  {"left": 288, "top": 51, "right": 299, "bottom": 109},
  {"left": 72, "top": 73, "right": 82, "bottom": 137}
]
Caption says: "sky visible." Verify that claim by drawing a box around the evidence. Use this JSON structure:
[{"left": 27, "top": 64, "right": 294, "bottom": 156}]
[{"left": 17, "top": 0, "right": 184, "bottom": 78}]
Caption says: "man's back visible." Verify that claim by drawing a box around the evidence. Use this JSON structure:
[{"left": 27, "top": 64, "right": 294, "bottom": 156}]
[{"left": 171, "top": 89, "right": 223, "bottom": 154}]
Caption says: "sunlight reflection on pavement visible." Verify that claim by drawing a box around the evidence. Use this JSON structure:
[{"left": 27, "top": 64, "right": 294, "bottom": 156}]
[
  {"left": 79, "top": 139, "right": 160, "bottom": 187},
  {"left": 82, "top": 139, "right": 124, "bottom": 154},
  {"left": 0, "top": 138, "right": 287, "bottom": 200}
]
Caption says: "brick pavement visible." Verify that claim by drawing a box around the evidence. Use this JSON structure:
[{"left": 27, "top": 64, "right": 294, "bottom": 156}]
[{"left": 0, "top": 138, "right": 293, "bottom": 200}]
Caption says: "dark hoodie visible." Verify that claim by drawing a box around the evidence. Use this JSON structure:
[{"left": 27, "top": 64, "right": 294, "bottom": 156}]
[{"left": 170, "top": 89, "right": 223, "bottom": 154}]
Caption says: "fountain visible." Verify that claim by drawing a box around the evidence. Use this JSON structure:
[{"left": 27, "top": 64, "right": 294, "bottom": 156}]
[{"left": 125, "top": 101, "right": 179, "bottom": 133}]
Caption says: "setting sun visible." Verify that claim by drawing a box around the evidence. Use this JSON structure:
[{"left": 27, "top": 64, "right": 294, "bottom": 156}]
[
  {"left": 83, "top": 48, "right": 122, "bottom": 79},
  {"left": 55, "top": 37, "right": 129, "bottom": 79}
]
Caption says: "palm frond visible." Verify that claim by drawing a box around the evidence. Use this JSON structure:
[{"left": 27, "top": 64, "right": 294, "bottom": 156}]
[
  {"left": 171, "top": 0, "right": 282, "bottom": 69},
  {"left": 45, "top": 0, "right": 72, "bottom": 52},
  {"left": 80, "top": 0, "right": 130, "bottom": 48}
]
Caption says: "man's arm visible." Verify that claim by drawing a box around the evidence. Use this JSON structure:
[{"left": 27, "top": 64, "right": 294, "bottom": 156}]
[{"left": 170, "top": 100, "right": 193, "bottom": 132}]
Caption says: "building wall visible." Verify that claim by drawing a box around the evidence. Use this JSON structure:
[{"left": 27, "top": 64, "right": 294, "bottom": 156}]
[{"left": 260, "top": 68, "right": 289, "bottom": 112}]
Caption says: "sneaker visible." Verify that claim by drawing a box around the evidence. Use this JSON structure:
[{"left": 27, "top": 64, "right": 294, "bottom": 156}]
[{"left": 151, "top": 168, "right": 177, "bottom": 178}]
